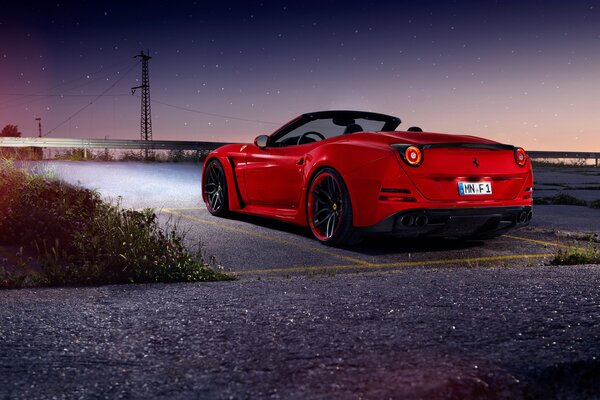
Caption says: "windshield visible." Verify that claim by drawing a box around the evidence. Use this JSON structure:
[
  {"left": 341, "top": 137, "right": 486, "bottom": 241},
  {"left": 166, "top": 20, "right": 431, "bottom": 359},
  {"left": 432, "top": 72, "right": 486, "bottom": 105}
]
[{"left": 271, "top": 111, "right": 400, "bottom": 147}]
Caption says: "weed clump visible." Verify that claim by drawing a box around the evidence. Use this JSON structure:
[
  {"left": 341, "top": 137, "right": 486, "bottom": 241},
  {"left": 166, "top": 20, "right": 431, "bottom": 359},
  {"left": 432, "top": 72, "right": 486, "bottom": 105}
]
[
  {"left": 0, "top": 160, "right": 99, "bottom": 246},
  {"left": 534, "top": 193, "right": 588, "bottom": 207},
  {"left": 551, "top": 243, "right": 600, "bottom": 266},
  {"left": 0, "top": 160, "right": 231, "bottom": 288}
]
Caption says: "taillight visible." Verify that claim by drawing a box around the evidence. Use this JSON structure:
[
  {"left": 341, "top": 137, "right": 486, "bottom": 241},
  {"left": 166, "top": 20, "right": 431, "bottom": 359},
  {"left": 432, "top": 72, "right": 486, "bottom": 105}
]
[
  {"left": 514, "top": 147, "right": 527, "bottom": 167},
  {"left": 404, "top": 146, "right": 423, "bottom": 166},
  {"left": 391, "top": 144, "right": 424, "bottom": 167}
]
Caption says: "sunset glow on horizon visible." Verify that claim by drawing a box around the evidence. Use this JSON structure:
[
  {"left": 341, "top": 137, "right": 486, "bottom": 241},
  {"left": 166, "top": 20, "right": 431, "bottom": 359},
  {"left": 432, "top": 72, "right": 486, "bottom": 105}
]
[{"left": 1, "top": 1, "right": 599, "bottom": 151}]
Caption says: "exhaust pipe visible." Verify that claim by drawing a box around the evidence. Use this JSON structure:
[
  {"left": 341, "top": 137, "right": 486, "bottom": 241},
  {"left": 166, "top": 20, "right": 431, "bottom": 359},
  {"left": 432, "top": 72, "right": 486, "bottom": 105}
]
[
  {"left": 518, "top": 211, "right": 527, "bottom": 224},
  {"left": 400, "top": 215, "right": 414, "bottom": 227},
  {"left": 415, "top": 215, "right": 428, "bottom": 228},
  {"left": 526, "top": 210, "right": 533, "bottom": 222}
]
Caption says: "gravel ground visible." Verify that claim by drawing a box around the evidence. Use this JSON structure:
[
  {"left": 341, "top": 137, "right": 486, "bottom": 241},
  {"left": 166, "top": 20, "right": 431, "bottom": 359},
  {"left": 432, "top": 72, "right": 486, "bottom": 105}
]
[{"left": 1, "top": 266, "right": 599, "bottom": 399}]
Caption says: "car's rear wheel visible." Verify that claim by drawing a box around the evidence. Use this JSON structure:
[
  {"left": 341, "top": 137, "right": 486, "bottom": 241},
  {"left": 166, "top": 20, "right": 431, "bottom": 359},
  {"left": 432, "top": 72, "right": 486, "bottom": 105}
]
[
  {"left": 307, "top": 168, "right": 361, "bottom": 246},
  {"left": 203, "top": 159, "right": 229, "bottom": 216}
]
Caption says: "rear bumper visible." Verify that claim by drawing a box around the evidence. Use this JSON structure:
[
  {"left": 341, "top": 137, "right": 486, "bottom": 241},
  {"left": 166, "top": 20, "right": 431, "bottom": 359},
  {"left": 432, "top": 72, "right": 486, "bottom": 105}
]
[{"left": 358, "top": 206, "right": 532, "bottom": 238}]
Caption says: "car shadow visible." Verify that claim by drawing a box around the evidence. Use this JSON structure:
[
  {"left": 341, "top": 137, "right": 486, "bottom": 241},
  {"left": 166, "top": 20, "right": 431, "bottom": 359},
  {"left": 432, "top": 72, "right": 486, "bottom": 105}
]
[
  {"left": 224, "top": 213, "right": 485, "bottom": 256},
  {"left": 222, "top": 213, "right": 313, "bottom": 238},
  {"left": 349, "top": 236, "right": 484, "bottom": 256}
]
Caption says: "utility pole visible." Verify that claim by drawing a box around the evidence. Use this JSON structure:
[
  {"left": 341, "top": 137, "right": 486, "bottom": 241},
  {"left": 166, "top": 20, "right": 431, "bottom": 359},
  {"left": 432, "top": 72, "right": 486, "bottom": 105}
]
[
  {"left": 35, "top": 117, "right": 41, "bottom": 137},
  {"left": 35, "top": 117, "right": 43, "bottom": 159},
  {"left": 131, "top": 50, "right": 153, "bottom": 160}
]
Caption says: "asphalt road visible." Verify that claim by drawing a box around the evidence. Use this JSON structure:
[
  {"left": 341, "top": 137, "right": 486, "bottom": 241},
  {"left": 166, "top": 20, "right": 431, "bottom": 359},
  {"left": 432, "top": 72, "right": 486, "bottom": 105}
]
[
  {"left": 1, "top": 161, "right": 599, "bottom": 399},
  {"left": 1, "top": 266, "right": 599, "bottom": 399}
]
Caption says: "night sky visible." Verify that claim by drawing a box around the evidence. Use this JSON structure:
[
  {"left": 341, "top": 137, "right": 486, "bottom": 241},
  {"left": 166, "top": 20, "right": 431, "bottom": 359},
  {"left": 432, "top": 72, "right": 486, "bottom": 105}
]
[{"left": 1, "top": 1, "right": 599, "bottom": 150}]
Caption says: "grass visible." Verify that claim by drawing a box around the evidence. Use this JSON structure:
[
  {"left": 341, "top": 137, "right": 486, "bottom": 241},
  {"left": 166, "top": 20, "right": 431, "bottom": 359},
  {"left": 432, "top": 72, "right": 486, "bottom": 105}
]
[
  {"left": 5, "top": 146, "right": 210, "bottom": 163},
  {"left": 54, "top": 148, "right": 94, "bottom": 161},
  {"left": 52, "top": 148, "right": 209, "bottom": 163},
  {"left": 532, "top": 159, "right": 595, "bottom": 168},
  {"left": 0, "top": 147, "right": 43, "bottom": 161},
  {"left": 0, "top": 159, "right": 232, "bottom": 288},
  {"left": 551, "top": 243, "right": 600, "bottom": 265}
]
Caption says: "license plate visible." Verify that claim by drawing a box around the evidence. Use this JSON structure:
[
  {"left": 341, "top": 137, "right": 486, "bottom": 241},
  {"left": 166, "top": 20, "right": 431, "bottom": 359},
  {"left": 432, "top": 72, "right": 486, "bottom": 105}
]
[{"left": 458, "top": 181, "right": 492, "bottom": 195}]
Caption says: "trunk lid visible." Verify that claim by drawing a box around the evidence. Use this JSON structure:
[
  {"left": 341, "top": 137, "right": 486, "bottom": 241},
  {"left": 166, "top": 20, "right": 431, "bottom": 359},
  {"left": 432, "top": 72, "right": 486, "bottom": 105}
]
[{"left": 395, "top": 143, "right": 528, "bottom": 201}]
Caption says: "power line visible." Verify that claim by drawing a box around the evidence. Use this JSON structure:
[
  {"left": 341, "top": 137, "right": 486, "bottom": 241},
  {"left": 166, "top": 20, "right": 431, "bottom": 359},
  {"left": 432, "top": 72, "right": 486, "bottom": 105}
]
[
  {"left": 0, "top": 59, "right": 134, "bottom": 109},
  {"left": 0, "top": 90, "right": 132, "bottom": 111},
  {"left": 44, "top": 61, "right": 140, "bottom": 137},
  {"left": 0, "top": 93, "right": 131, "bottom": 97},
  {"left": 4, "top": 54, "right": 284, "bottom": 130},
  {"left": 148, "top": 97, "right": 282, "bottom": 126}
]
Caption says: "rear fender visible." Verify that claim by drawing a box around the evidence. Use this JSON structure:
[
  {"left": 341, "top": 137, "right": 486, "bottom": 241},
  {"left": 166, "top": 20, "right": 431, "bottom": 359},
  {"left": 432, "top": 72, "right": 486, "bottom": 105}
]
[{"left": 303, "top": 143, "right": 399, "bottom": 227}]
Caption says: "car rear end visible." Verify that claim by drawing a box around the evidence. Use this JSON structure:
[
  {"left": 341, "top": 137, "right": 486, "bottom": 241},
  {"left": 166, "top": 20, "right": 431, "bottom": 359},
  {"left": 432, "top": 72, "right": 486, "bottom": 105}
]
[{"left": 360, "top": 138, "right": 533, "bottom": 238}]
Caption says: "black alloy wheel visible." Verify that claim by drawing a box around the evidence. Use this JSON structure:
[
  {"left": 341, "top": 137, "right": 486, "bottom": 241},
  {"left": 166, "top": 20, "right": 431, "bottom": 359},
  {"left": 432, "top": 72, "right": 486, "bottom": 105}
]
[
  {"left": 203, "top": 159, "right": 229, "bottom": 216},
  {"left": 307, "top": 168, "right": 361, "bottom": 246}
]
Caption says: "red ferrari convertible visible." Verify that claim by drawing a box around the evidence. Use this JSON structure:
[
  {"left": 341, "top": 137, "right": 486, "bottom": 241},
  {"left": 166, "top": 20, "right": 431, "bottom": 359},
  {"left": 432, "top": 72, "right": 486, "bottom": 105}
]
[{"left": 202, "top": 110, "right": 533, "bottom": 245}]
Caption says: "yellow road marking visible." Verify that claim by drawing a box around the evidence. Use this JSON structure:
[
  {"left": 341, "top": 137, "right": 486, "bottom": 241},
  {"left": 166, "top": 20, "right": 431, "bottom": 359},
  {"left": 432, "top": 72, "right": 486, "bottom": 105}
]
[
  {"left": 163, "top": 209, "right": 559, "bottom": 277},
  {"left": 365, "top": 253, "right": 554, "bottom": 268},
  {"left": 503, "top": 234, "right": 568, "bottom": 248},
  {"left": 163, "top": 208, "right": 372, "bottom": 266},
  {"left": 236, "top": 253, "right": 554, "bottom": 276}
]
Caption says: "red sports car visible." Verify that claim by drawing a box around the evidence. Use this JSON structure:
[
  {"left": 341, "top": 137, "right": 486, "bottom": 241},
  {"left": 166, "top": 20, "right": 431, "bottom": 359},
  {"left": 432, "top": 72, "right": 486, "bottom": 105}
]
[{"left": 202, "top": 110, "right": 533, "bottom": 245}]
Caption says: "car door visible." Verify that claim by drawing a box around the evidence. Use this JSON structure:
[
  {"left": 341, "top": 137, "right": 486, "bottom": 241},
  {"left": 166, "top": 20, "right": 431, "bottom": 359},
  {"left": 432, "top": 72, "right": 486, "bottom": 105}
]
[{"left": 243, "top": 143, "right": 308, "bottom": 209}]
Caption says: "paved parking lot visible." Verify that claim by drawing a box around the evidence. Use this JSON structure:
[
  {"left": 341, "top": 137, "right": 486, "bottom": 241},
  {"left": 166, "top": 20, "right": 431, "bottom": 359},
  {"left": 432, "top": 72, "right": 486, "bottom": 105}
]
[
  {"left": 162, "top": 206, "right": 558, "bottom": 276},
  {"left": 18, "top": 160, "right": 598, "bottom": 277},
  {"left": 2, "top": 161, "right": 598, "bottom": 399}
]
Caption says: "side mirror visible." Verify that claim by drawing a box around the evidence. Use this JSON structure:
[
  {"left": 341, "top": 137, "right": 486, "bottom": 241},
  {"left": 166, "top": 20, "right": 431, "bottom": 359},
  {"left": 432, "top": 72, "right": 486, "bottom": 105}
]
[{"left": 254, "top": 135, "right": 269, "bottom": 149}]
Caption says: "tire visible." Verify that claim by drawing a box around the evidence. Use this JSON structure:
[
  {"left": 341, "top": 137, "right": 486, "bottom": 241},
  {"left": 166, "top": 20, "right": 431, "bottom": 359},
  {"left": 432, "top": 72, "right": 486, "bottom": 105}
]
[
  {"left": 306, "top": 168, "right": 362, "bottom": 246},
  {"left": 202, "top": 159, "right": 229, "bottom": 217}
]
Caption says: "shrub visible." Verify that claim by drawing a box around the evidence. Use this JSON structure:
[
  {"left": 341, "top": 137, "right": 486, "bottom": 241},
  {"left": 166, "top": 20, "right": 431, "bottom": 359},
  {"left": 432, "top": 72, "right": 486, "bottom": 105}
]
[
  {"left": 37, "top": 207, "right": 229, "bottom": 286},
  {"left": 54, "top": 148, "right": 90, "bottom": 161},
  {"left": 0, "top": 161, "right": 98, "bottom": 246},
  {"left": 0, "top": 161, "right": 231, "bottom": 288},
  {"left": 198, "top": 150, "right": 210, "bottom": 163},
  {"left": 0, "top": 124, "right": 21, "bottom": 137},
  {"left": 551, "top": 243, "right": 600, "bottom": 265},
  {"left": 95, "top": 149, "right": 114, "bottom": 161},
  {"left": 167, "top": 149, "right": 186, "bottom": 162},
  {"left": 120, "top": 150, "right": 145, "bottom": 161},
  {"left": 0, "top": 147, "right": 43, "bottom": 160},
  {"left": 150, "top": 150, "right": 202, "bottom": 163}
]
